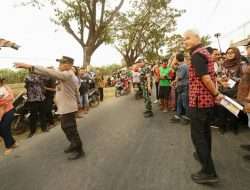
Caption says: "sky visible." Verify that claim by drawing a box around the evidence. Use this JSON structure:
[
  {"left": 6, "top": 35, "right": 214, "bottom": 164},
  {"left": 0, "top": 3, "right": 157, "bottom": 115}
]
[{"left": 0, "top": 0, "right": 249, "bottom": 69}]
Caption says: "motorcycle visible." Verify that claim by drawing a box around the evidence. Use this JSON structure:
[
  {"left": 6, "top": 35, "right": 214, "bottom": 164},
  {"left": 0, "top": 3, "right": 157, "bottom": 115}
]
[
  {"left": 115, "top": 80, "right": 124, "bottom": 97},
  {"left": 11, "top": 92, "right": 30, "bottom": 135},
  {"left": 87, "top": 78, "right": 100, "bottom": 106},
  {"left": 88, "top": 87, "right": 100, "bottom": 107},
  {"left": 11, "top": 92, "right": 58, "bottom": 135}
]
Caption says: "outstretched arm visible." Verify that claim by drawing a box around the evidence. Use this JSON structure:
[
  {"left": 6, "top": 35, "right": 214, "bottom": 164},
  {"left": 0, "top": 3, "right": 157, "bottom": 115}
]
[{"left": 14, "top": 63, "right": 72, "bottom": 81}]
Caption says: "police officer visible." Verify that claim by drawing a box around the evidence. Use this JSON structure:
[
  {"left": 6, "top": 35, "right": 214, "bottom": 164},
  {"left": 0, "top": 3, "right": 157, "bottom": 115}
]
[
  {"left": 15, "top": 56, "right": 85, "bottom": 160},
  {"left": 138, "top": 60, "right": 153, "bottom": 118}
]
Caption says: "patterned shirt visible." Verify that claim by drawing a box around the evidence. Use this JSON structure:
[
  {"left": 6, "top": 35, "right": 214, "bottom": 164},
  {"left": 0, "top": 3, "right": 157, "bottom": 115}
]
[
  {"left": 25, "top": 74, "right": 45, "bottom": 102},
  {"left": 189, "top": 46, "right": 216, "bottom": 108}
]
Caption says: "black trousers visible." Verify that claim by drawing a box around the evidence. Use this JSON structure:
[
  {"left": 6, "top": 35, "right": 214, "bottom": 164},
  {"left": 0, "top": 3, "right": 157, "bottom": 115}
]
[
  {"left": 217, "top": 105, "right": 238, "bottom": 132},
  {"left": 0, "top": 109, "right": 15, "bottom": 148},
  {"left": 99, "top": 88, "right": 104, "bottom": 101},
  {"left": 28, "top": 101, "right": 47, "bottom": 134},
  {"left": 190, "top": 107, "right": 216, "bottom": 175},
  {"left": 61, "top": 112, "right": 82, "bottom": 152},
  {"left": 155, "top": 82, "right": 159, "bottom": 100},
  {"left": 44, "top": 96, "right": 54, "bottom": 125}
]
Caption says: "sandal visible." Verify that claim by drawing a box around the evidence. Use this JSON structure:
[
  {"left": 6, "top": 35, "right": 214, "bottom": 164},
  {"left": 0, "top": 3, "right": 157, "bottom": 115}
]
[{"left": 4, "top": 148, "right": 13, "bottom": 155}]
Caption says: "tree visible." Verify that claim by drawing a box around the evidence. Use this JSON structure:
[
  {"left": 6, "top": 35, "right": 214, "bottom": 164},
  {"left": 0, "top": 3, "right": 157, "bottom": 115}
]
[
  {"left": 21, "top": 0, "right": 124, "bottom": 66},
  {"left": 94, "top": 64, "right": 122, "bottom": 76},
  {"left": 164, "top": 34, "right": 212, "bottom": 55},
  {"left": 113, "top": 0, "right": 184, "bottom": 66},
  {"left": 201, "top": 35, "right": 212, "bottom": 47}
]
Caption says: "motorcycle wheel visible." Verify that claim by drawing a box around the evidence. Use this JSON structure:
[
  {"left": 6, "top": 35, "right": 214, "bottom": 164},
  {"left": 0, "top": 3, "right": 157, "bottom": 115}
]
[{"left": 11, "top": 116, "right": 27, "bottom": 135}]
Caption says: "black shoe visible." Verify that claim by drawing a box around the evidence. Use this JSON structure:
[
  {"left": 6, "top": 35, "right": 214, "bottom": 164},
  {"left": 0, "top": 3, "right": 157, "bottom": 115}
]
[
  {"left": 42, "top": 128, "right": 49, "bottom": 132},
  {"left": 240, "top": 145, "right": 250, "bottom": 151},
  {"left": 68, "top": 150, "right": 85, "bottom": 160},
  {"left": 191, "top": 171, "right": 219, "bottom": 184},
  {"left": 219, "top": 128, "right": 226, "bottom": 135},
  {"left": 143, "top": 110, "right": 152, "bottom": 114},
  {"left": 64, "top": 145, "right": 75, "bottom": 154},
  {"left": 182, "top": 119, "right": 190, "bottom": 125},
  {"left": 171, "top": 116, "right": 181, "bottom": 123},
  {"left": 233, "top": 128, "right": 238, "bottom": 135},
  {"left": 193, "top": 152, "right": 200, "bottom": 163},
  {"left": 27, "top": 133, "right": 35, "bottom": 138},
  {"left": 144, "top": 112, "right": 153, "bottom": 118},
  {"left": 243, "top": 155, "right": 250, "bottom": 161}
]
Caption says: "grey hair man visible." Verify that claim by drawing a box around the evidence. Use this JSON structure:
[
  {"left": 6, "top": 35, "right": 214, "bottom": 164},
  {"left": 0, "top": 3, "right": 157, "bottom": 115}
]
[{"left": 183, "top": 29, "right": 223, "bottom": 184}]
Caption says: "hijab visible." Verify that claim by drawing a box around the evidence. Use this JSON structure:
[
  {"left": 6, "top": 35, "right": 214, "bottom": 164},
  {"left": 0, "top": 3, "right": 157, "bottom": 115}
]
[{"left": 223, "top": 47, "right": 241, "bottom": 69}]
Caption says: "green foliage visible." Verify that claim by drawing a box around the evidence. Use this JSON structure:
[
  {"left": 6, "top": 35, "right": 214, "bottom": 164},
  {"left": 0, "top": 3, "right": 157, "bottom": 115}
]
[
  {"left": 201, "top": 35, "right": 212, "bottom": 47},
  {"left": 164, "top": 34, "right": 212, "bottom": 55},
  {"left": 0, "top": 69, "right": 28, "bottom": 84},
  {"left": 163, "top": 34, "right": 184, "bottom": 55},
  {"left": 94, "top": 64, "right": 122, "bottom": 76},
  {"left": 21, "top": 0, "right": 124, "bottom": 66},
  {"left": 113, "top": 0, "right": 185, "bottom": 66}
]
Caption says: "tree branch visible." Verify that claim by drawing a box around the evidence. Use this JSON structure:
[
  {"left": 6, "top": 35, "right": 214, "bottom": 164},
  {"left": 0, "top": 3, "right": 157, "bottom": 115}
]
[
  {"left": 64, "top": 21, "right": 85, "bottom": 47},
  {"left": 77, "top": 0, "right": 84, "bottom": 42},
  {"left": 103, "top": 0, "right": 124, "bottom": 26},
  {"left": 100, "top": 0, "right": 106, "bottom": 25}
]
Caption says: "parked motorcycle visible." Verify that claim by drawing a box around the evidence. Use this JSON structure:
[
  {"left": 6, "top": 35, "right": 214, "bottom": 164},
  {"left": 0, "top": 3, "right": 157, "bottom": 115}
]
[
  {"left": 88, "top": 87, "right": 100, "bottom": 107},
  {"left": 11, "top": 92, "right": 30, "bottom": 135},
  {"left": 11, "top": 92, "right": 58, "bottom": 135},
  {"left": 115, "top": 77, "right": 130, "bottom": 97},
  {"left": 115, "top": 80, "right": 123, "bottom": 97}
]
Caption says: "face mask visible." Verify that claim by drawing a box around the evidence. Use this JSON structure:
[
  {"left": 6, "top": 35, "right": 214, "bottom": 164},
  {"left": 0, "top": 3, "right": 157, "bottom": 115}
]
[{"left": 162, "top": 64, "right": 167, "bottom": 68}]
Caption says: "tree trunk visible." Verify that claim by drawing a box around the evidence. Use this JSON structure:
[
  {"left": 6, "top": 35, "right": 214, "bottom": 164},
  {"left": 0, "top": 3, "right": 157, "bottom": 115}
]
[
  {"left": 124, "top": 56, "right": 137, "bottom": 67},
  {"left": 83, "top": 47, "right": 92, "bottom": 67}
]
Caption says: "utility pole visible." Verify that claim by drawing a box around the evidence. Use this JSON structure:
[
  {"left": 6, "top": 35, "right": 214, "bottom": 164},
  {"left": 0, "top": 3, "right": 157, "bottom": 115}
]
[{"left": 214, "top": 33, "right": 222, "bottom": 52}]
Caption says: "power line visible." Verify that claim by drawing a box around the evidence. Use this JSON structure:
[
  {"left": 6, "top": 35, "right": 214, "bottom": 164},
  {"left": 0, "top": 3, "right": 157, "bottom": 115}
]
[
  {"left": 203, "top": 0, "right": 221, "bottom": 33},
  {"left": 222, "top": 20, "right": 250, "bottom": 39},
  {"left": 210, "top": 0, "right": 221, "bottom": 18}
]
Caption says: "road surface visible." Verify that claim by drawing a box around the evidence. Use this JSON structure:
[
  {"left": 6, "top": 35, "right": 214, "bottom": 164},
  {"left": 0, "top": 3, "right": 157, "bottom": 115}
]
[{"left": 0, "top": 94, "right": 250, "bottom": 190}]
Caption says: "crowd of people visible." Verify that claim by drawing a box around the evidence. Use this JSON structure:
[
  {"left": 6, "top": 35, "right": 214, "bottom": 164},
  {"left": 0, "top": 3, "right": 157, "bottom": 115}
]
[
  {"left": 0, "top": 31, "right": 250, "bottom": 184},
  {"left": 130, "top": 35, "right": 250, "bottom": 133},
  {"left": 130, "top": 30, "right": 250, "bottom": 184},
  {"left": 146, "top": 39, "right": 250, "bottom": 134}
]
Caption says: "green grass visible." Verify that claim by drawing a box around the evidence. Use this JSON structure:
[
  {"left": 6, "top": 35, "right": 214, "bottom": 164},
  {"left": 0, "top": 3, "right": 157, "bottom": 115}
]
[{"left": 8, "top": 83, "right": 25, "bottom": 97}]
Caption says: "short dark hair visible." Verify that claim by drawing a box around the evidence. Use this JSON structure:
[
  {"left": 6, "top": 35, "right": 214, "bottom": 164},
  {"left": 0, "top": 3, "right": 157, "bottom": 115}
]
[
  {"left": 212, "top": 48, "right": 218, "bottom": 53},
  {"left": 206, "top": 47, "right": 213, "bottom": 54},
  {"left": 176, "top": 53, "right": 184, "bottom": 62},
  {"left": 162, "top": 58, "right": 168, "bottom": 63}
]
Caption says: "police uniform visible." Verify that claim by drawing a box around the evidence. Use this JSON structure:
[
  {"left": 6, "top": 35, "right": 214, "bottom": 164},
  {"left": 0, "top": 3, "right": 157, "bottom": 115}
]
[{"left": 30, "top": 56, "right": 85, "bottom": 160}]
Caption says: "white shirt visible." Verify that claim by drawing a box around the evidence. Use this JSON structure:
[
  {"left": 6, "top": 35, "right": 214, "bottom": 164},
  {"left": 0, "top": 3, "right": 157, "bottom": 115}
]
[{"left": 132, "top": 71, "right": 140, "bottom": 83}]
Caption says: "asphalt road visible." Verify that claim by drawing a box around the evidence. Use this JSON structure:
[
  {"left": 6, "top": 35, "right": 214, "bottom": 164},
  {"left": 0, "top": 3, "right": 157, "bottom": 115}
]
[{"left": 0, "top": 94, "right": 250, "bottom": 190}]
